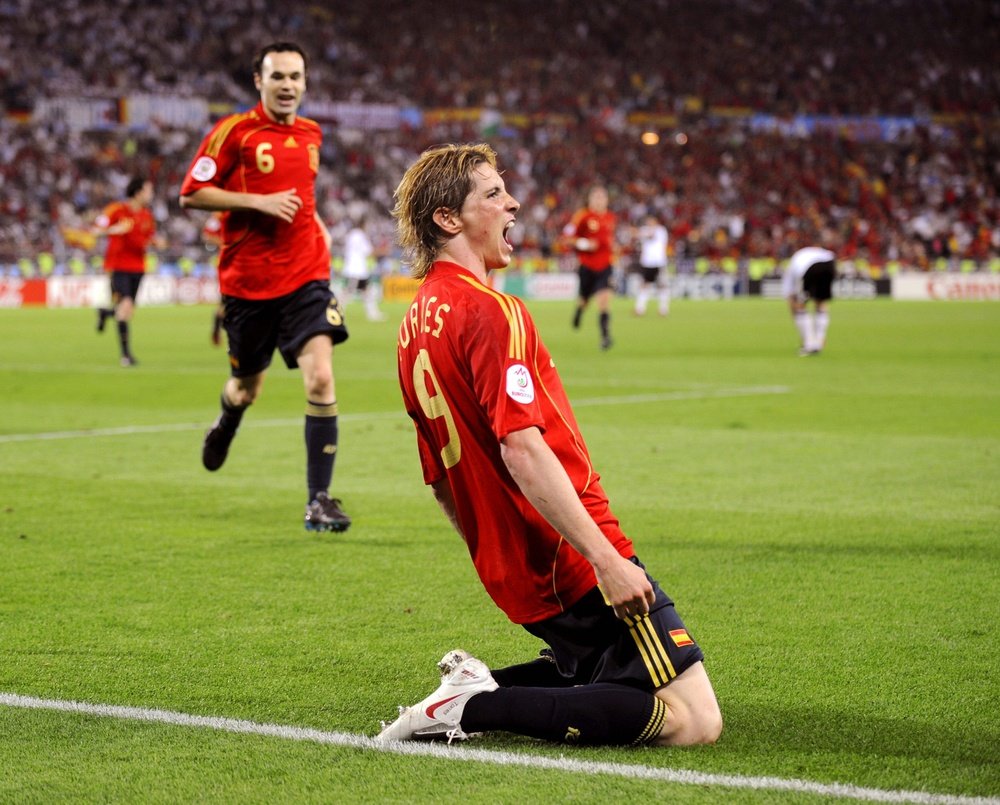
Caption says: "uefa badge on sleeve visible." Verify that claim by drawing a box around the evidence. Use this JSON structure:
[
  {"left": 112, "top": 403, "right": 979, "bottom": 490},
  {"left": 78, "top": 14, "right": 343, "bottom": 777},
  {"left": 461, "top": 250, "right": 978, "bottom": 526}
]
[
  {"left": 191, "top": 156, "right": 218, "bottom": 182},
  {"left": 505, "top": 364, "right": 535, "bottom": 404}
]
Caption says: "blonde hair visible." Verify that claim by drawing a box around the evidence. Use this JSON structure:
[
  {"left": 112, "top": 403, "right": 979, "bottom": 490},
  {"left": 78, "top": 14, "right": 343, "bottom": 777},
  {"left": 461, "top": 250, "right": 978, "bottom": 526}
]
[{"left": 392, "top": 143, "right": 498, "bottom": 279}]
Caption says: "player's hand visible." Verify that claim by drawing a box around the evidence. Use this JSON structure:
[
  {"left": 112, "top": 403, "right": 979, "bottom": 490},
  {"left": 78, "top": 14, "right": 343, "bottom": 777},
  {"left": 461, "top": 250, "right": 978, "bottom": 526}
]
[
  {"left": 258, "top": 189, "right": 303, "bottom": 223},
  {"left": 595, "top": 555, "right": 656, "bottom": 620}
]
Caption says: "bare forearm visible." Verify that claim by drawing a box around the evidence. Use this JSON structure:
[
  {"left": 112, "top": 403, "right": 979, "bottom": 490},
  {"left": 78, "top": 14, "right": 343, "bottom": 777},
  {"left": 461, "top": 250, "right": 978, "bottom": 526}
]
[
  {"left": 500, "top": 426, "right": 655, "bottom": 617},
  {"left": 500, "top": 430, "right": 618, "bottom": 569},
  {"left": 180, "top": 186, "right": 304, "bottom": 223},
  {"left": 179, "top": 186, "right": 263, "bottom": 213}
]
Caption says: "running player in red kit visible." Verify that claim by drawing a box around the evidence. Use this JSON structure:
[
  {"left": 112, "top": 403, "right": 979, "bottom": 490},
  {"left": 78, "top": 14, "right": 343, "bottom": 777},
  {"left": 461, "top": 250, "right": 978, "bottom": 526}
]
[
  {"left": 94, "top": 176, "right": 160, "bottom": 367},
  {"left": 564, "top": 185, "right": 617, "bottom": 350},
  {"left": 379, "top": 144, "right": 721, "bottom": 748},
  {"left": 179, "top": 42, "right": 350, "bottom": 533}
]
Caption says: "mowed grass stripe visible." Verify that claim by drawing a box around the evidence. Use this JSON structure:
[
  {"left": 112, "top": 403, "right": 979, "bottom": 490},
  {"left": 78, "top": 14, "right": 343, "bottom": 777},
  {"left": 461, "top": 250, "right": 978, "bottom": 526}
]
[{"left": 0, "top": 386, "right": 790, "bottom": 444}]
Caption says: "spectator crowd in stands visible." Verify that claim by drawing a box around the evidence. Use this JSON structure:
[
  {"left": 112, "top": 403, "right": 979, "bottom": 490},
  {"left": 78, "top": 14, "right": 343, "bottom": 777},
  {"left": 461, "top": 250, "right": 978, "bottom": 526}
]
[{"left": 1, "top": 0, "right": 998, "bottom": 275}]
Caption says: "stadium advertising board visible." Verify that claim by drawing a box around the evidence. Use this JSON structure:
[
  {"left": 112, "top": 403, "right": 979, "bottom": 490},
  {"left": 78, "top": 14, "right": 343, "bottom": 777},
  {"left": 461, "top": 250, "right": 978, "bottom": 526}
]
[
  {"left": 892, "top": 272, "right": 1000, "bottom": 301},
  {"left": 526, "top": 273, "right": 580, "bottom": 301},
  {"left": 6, "top": 274, "right": 995, "bottom": 308},
  {"left": 3, "top": 277, "right": 220, "bottom": 308},
  {"left": 0, "top": 279, "right": 46, "bottom": 308},
  {"left": 672, "top": 275, "right": 740, "bottom": 299}
]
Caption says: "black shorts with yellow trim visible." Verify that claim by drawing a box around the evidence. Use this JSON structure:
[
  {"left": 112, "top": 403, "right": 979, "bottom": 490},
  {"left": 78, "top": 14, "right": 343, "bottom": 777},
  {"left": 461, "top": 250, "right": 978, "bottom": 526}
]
[
  {"left": 222, "top": 280, "right": 349, "bottom": 376},
  {"left": 522, "top": 556, "right": 705, "bottom": 692}
]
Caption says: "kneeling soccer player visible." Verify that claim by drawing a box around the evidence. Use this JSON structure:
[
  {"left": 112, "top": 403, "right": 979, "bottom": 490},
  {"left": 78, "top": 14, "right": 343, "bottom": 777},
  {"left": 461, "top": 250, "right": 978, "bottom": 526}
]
[{"left": 379, "top": 143, "right": 722, "bottom": 747}]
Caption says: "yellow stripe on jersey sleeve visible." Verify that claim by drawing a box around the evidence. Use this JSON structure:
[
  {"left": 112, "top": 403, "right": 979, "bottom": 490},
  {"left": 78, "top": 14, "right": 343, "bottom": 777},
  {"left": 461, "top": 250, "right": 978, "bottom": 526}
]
[
  {"left": 205, "top": 112, "right": 253, "bottom": 158},
  {"left": 457, "top": 275, "right": 526, "bottom": 360}
]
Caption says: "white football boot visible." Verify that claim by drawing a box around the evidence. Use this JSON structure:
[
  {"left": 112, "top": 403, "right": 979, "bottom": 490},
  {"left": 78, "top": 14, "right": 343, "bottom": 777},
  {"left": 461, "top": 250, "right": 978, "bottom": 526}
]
[{"left": 376, "top": 649, "right": 498, "bottom": 744}]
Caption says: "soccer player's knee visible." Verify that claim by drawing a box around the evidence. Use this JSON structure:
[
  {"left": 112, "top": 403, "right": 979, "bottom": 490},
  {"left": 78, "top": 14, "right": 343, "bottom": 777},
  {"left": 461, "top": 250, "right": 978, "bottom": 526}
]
[
  {"left": 694, "top": 700, "right": 723, "bottom": 745},
  {"left": 229, "top": 385, "right": 258, "bottom": 407},
  {"left": 305, "top": 369, "right": 334, "bottom": 400},
  {"left": 655, "top": 693, "right": 722, "bottom": 746}
]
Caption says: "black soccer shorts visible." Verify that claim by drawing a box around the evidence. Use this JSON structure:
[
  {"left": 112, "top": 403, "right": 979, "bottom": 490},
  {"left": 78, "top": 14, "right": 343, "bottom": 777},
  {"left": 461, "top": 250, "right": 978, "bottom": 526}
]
[
  {"left": 577, "top": 265, "right": 613, "bottom": 301},
  {"left": 803, "top": 259, "right": 836, "bottom": 302},
  {"left": 521, "top": 556, "right": 706, "bottom": 692},
  {"left": 640, "top": 265, "right": 663, "bottom": 284},
  {"left": 109, "top": 271, "right": 144, "bottom": 303},
  {"left": 222, "top": 280, "right": 349, "bottom": 377}
]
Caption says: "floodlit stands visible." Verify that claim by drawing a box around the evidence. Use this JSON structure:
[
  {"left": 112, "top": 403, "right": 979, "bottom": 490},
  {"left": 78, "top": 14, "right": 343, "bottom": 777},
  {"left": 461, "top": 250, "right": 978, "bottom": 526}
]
[{"left": 1, "top": 0, "right": 997, "bottom": 274}]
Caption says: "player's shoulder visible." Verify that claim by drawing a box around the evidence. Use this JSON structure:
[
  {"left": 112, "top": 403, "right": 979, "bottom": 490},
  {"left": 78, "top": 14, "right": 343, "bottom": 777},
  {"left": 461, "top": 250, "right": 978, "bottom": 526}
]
[
  {"left": 295, "top": 115, "right": 322, "bottom": 134},
  {"left": 202, "top": 108, "right": 262, "bottom": 152},
  {"left": 456, "top": 275, "right": 529, "bottom": 322},
  {"left": 95, "top": 202, "right": 120, "bottom": 227},
  {"left": 212, "top": 108, "right": 259, "bottom": 131}
]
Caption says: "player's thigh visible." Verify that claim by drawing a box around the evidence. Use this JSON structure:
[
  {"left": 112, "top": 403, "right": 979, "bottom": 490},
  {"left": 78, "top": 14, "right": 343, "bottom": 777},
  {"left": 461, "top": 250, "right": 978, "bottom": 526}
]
[
  {"left": 224, "top": 296, "right": 281, "bottom": 377},
  {"left": 276, "top": 281, "right": 348, "bottom": 370}
]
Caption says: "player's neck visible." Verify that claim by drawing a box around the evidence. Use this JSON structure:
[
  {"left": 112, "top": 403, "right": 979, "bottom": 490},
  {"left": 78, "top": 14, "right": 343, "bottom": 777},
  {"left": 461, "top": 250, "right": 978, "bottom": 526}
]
[
  {"left": 262, "top": 107, "right": 296, "bottom": 126},
  {"left": 437, "top": 245, "right": 488, "bottom": 283}
]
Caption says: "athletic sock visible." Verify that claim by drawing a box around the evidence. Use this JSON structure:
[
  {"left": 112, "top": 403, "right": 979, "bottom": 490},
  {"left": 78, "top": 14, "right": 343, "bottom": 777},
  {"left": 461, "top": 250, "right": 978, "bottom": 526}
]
[
  {"left": 305, "top": 401, "right": 339, "bottom": 502},
  {"left": 659, "top": 286, "right": 670, "bottom": 315},
  {"left": 117, "top": 320, "right": 130, "bottom": 358},
  {"left": 599, "top": 311, "right": 610, "bottom": 339},
  {"left": 794, "top": 311, "right": 811, "bottom": 348},
  {"left": 491, "top": 653, "right": 573, "bottom": 688},
  {"left": 572, "top": 307, "right": 582, "bottom": 329},
  {"left": 461, "top": 683, "right": 667, "bottom": 746},
  {"left": 218, "top": 391, "right": 248, "bottom": 434},
  {"left": 635, "top": 288, "right": 649, "bottom": 315},
  {"left": 815, "top": 310, "right": 830, "bottom": 349}
]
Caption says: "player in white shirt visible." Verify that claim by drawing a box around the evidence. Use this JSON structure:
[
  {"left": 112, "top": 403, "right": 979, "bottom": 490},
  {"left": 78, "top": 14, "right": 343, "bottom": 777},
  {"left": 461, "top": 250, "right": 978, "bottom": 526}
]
[
  {"left": 634, "top": 215, "right": 670, "bottom": 316},
  {"left": 342, "top": 224, "right": 385, "bottom": 321},
  {"left": 782, "top": 241, "right": 837, "bottom": 355}
]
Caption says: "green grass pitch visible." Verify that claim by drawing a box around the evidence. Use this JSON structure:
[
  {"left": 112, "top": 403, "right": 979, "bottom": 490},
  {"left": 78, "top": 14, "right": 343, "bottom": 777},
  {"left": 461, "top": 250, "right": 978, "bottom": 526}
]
[{"left": 1, "top": 296, "right": 998, "bottom": 803}]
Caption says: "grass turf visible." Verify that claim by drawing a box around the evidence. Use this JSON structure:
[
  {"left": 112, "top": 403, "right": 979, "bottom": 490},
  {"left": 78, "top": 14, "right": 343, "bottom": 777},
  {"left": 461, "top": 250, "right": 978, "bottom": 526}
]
[{"left": 1, "top": 296, "right": 998, "bottom": 803}]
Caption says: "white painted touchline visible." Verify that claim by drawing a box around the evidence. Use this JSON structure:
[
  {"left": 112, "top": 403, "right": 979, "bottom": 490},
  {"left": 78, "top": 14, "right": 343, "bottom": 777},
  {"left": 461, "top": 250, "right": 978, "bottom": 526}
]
[
  {"left": 0, "top": 412, "right": 402, "bottom": 444},
  {"left": 1, "top": 692, "right": 994, "bottom": 805}
]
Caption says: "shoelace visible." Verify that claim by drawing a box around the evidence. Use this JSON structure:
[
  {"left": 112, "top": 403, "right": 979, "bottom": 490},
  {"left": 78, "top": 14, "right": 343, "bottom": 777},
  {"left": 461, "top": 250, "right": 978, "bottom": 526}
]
[{"left": 444, "top": 726, "right": 469, "bottom": 745}]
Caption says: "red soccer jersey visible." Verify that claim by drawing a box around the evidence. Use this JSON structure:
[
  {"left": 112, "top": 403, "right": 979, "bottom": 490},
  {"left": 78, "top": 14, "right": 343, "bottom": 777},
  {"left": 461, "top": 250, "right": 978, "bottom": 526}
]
[
  {"left": 397, "top": 262, "right": 634, "bottom": 624},
  {"left": 96, "top": 202, "right": 155, "bottom": 273},
  {"left": 568, "top": 208, "right": 616, "bottom": 270},
  {"left": 180, "top": 102, "right": 329, "bottom": 300}
]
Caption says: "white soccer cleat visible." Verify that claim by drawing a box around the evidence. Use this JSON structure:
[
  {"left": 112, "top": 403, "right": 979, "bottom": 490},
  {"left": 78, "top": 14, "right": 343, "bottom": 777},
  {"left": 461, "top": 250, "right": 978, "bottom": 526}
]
[{"left": 376, "top": 649, "right": 498, "bottom": 744}]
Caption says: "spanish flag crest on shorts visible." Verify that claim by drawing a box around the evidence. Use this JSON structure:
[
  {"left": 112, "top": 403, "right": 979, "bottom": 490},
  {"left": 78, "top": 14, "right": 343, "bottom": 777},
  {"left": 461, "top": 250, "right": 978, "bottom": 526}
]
[{"left": 669, "top": 628, "right": 694, "bottom": 647}]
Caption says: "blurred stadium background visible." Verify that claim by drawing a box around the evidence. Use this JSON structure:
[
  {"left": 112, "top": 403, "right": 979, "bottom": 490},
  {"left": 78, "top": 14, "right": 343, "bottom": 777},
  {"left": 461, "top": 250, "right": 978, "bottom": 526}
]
[
  {"left": 2, "top": 4, "right": 1000, "bottom": 802},
  {"left": 1, "top": 0, "right": 998, "bottom": 301}
]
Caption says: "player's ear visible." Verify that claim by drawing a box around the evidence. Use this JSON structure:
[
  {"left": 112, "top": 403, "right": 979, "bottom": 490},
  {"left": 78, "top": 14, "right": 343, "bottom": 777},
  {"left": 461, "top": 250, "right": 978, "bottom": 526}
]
[
  {"left": 253, "top": 73, "right": 262, "bottom": 91},
  {"left": 433, "top": 207, "right": 461, "bottom": 235}
]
